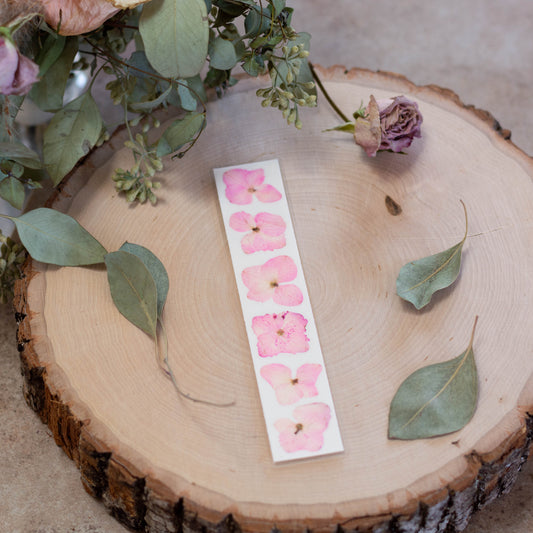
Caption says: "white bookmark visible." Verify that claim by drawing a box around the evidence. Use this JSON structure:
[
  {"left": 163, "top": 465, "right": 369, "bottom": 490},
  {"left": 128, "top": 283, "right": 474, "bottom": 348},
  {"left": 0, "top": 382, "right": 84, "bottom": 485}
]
[{"left": 213, "top": 159, "right": 343, "bottom": 463}]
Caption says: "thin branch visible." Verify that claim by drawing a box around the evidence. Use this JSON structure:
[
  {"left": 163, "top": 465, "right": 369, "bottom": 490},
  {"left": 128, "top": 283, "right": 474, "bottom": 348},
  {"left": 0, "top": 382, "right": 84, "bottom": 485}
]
[{"left": 309, "top": 62, "right": 349, "bottom": 122}]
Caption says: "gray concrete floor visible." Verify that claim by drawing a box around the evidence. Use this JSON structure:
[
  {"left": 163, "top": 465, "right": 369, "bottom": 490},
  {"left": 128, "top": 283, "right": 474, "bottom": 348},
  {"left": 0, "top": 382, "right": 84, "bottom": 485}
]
[{"left": 2, "top": 1, "right": 533, "bottom": 531}]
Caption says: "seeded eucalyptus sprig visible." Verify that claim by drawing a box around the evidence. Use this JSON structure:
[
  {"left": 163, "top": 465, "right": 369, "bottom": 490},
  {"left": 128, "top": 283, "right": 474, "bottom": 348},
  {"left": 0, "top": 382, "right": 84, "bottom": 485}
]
[{"left": 0, "top": 0, "right": 315, "bottom": 212}]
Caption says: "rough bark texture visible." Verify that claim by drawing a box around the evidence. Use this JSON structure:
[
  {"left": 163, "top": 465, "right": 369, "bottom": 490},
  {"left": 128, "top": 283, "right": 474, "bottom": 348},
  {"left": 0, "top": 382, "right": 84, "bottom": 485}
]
[{"left": 12, "top": 66, "right": 533, "bottom": 532}]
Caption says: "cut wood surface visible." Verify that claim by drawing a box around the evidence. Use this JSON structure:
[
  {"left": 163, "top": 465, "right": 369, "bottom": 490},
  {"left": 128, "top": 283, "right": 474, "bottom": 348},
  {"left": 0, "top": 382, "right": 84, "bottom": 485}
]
[{"left": 14, "top": 66, "right": 533, "bottom": 532}]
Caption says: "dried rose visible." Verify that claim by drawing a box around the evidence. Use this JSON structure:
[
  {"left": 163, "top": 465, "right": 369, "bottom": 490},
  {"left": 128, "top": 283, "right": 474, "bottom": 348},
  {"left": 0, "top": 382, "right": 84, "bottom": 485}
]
[
  {"left": 0, "top": 35, "right": 39, "bottom": 95},
  {"left": 354, "top": 95, "right": 423, "bottom": 156},
  {"left": 41, "top": 0, "right": 148, "bottom": 36}
]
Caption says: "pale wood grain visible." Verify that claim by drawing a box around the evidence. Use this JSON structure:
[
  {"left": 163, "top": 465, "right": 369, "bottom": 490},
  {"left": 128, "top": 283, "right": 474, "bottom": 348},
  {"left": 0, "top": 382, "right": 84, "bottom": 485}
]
[{"left": 14, "top": 67, "right": 533, "bottom": 532}]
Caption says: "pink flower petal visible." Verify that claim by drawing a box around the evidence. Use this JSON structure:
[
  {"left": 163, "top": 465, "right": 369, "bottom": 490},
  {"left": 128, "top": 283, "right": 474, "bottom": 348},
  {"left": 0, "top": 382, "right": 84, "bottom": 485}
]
[
  {"left": 242, "top": 264, "right": 273, "bottom": 302},
  {"left": 252, "top": 311, "right": 309, "bottom": 357},
  {"left": 276, "top": 421, "right": 309, "bottom": 452},
  {"left": 261, "top": 363, "right": 321, "bottom": 405},
  {"left": 255, "top": 184, "right": 282, "bottom": 203},
  {"left": 223, "top": 168, "right": 281, "bottom": 204},
  {"left": 274, "top": 403, "right": 331, "bottom": 452},
  {"left": 266, "top": 255, "right": 297, "bottom": 282},
  {"left": 42, "top": 0, "right": 120, "bottom": 36},
  {"left": 223, "top": 169, "right": 253, "bottom": 204},
  {"left": 295, "top": 402, "right": 331, "bottom": 432},
  {"left": 273, "top": 284, "right": 303, "bottom": 306},
  {"left": 260, "top": 364, "right": 304, "bottom": 405},
  {"left": 241, "top": 232, "right": 286, "bottom": 254},
  {"left": 255, "top": 212, "right": 286, "bottom": 237},
  {"left": 260, "top": 363, "right": 292, "bottom": 387},
  {"left": 242, "top": 256, "right": 302, "bottom": 306},
  {"left": 0, "top": 38, "right": 18, "bottom": 92},
  {"left": 243, "top": 168, "right": 266, "bottom": 188},
  {"left": 295, "top": 364, "right": 322, "bottom": 397},
  {"left": 229, "top": 211, "right": 255, "bottom": 232}
]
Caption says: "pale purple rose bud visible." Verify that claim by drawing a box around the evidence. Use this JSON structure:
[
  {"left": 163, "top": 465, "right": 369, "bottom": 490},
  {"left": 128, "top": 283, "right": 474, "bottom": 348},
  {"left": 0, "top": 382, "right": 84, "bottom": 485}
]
[
  {"left": 0, "top": 37, "right": 39, "bottom": 96},
  {"left": 375, "top": 95, "right": 423, "bottom": 153},
  {"left": 353, "top": 95, "right": 423, "bottom": 156}
]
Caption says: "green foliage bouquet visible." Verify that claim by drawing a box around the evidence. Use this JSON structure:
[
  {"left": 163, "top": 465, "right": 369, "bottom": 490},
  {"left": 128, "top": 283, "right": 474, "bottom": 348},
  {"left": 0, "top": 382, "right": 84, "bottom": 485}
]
[{"left": 0, "top": 0, "right": 316, "bottom": 301}]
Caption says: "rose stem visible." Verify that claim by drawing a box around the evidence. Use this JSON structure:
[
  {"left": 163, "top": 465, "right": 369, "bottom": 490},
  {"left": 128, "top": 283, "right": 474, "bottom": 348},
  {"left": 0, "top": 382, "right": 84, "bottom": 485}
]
[{"left": 309, "top": 62, "right": 350, "bottom": 123}]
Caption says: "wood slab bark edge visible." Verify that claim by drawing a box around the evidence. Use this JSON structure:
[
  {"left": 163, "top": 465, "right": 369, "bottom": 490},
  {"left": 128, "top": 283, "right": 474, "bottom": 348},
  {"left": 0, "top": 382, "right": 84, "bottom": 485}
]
[{"left": 12, "top": 65, "right": 533, "bottom": 533}]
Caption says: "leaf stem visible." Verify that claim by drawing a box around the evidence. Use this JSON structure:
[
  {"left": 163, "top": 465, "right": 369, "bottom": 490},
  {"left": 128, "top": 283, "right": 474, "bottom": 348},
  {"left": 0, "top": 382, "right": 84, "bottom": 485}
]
[
  {"left": 468, "top": 315, "right": 479, "bottom": 351},
  {"left": 309, "top": 62, "right": 349, "bottom": 123},
  {"left": 460, "top": 199, "right": 468, "bottom": 243},
  {"left": 156, "top": 318, "right": 235, "bottom": 407}
]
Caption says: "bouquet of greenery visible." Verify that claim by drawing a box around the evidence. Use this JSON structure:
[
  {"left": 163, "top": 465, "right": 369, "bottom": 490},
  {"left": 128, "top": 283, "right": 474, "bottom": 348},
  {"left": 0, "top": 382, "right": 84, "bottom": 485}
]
[{"left": 0, "top": 0, "right": 317, "bottom": 302}]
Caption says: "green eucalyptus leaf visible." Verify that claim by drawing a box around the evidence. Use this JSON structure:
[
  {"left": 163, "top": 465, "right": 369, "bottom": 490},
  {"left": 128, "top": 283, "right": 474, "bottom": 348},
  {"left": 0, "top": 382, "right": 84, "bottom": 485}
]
[
  {"left": 271, "top": 0, "right": 285, "bottom": 17},
  {"left": 139, "top": 0, "right": 209, "bottom": 79},
  {"left": 43, "top": 91, "right": 103, "bottom": 185},
  {"left": 128, "top": 85, "right": 172, "bottom": 112},
  {"left": 325, "top": 122, "right": 355, "bottom": 133},
  {"left": 185, "top": 75, "right": 207, "bottom": 103},
  {"left": 0, "top": 176, "right": 25, "bottom": 210},
  {"left": 119, "top": 242, "right": 169, "bottom": 317},
  {"left": 389, "top": 317, "right": 479, "bottom": 440},
  {"left": 244, "top": 7, "right": 271, "bottom": 36},
  {"left": 242, "top": 55, "right": 262, "bottom": 77},
  {"left": 34, "top": 34, "right": 66, "bottom": 78},
  {"left": 10, "top": 208, "right": 107, "bottom": 265},
  {"left": 0, "top": 142, "right": 42, "bottom": 169},
  {"left": 177, "top": 81, "right": 197, "bottom": 111},
  {"left": 30, "top": 37, "right": 79, "bottom": 112},
  {"left": 105, "top": 250, "right": 158, "bottom": 337},
  {"left": 156, "top": 112, "right": 205, "bottom": 157},
  {"left": 396, "top": 203, "right": 468, "bottom": 310},
  {"left": 209, "top": 36, "right": 238, "bottom": 70}
]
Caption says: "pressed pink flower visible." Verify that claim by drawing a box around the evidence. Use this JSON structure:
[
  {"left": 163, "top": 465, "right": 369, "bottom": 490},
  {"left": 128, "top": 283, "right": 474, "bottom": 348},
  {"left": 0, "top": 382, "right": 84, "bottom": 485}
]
[
  {"left": 223, "top": 168, "right": 282, "bottom": 205},
  {"left": 274, "top": 402, "right": 331, "bottom": 453},
  {"left": 229, "top": 211, "right": 286, "bottom": 254},
  {"left": 252, "top": 311, "right": 309, "bottom": 357},
  {"left": 260, "top": 363, "right": 322, "bottom": 405},
  {"left": 242, "top": 256, "right": 303, "bottom": 306}
]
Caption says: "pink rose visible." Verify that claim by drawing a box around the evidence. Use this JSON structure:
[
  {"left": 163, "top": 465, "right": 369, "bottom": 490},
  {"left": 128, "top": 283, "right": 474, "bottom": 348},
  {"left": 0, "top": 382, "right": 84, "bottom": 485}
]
[
  {"left": 0, "top": 37, "right": 39, "bottom": 96},
  {"left": 41, "top": 0, "right": 148, "bottom": 36},
  {"left": 354, "top": 95, "right": 423, "bottom": 157}
]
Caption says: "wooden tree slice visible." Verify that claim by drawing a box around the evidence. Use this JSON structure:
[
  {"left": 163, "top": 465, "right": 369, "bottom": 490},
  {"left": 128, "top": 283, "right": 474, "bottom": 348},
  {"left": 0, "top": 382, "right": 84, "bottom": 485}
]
[{"left": 14, "top": 66, "right": 533, "bottom": 533}]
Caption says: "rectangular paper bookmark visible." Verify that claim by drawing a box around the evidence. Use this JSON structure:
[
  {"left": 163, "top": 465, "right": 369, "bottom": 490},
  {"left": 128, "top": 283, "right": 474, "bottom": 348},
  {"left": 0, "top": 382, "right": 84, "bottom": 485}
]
[{"left": 213, "top": 159, "right": 343, "bottom": 463}]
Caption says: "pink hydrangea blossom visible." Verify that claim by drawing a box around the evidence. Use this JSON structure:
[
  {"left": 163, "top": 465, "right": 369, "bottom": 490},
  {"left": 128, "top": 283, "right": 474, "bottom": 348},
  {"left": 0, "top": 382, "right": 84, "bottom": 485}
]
[
  {"left": 274, "top": 402, "right": 331, "bottom": 452},
  {"left": 260, "top": 363, "right": 322, "bottom": 405},
  {"left": 223, "top": 168, "right": 282, "bottom": 205},
  {"left": 252, "top": 311, "right": 309, "bottom": 357},
  {"left": 229, "top": 211, "right": 286, "bottom": 254},
  {"left": 0, "top": 37, "right": 39, "bottom": 96},
  {"left": 242, "top": 256, "right": 303, "bottom": 306}
]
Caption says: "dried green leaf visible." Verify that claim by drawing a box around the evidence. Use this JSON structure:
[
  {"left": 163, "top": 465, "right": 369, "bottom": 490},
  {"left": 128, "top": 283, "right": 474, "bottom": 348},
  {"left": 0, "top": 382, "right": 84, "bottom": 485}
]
[
  {"left": 396, "top": 202, "right": 468, "bottom": 309},
  {"left": 156, "top": 112, "right": 205, "bottom": 157},
  {"left": 324, "top": 122, "right": 355, "bottom": 133},
  {"left": 177, "top": 81, "right": 197, "bottom": 111},
  {"left": 105, "top": 250, "right": 158, "bottom": 338},
  {"left": 33, "top": 34, "right": 66, "bottom": 78},
  {"left": 0, "top": 176, "right": 25, "bottom": 210},
  {"left": 8, "top": 208, "right": 107, "bottom": 265},
  {"left": 209, "top": 36, "right": 238, "bottom": 70},
  {"left": 0, "top": 142, "right": 42, "bottom": 169},
  {"left": 389, "top": 317, "right": 479, "bottom": 440},
  {"left": 119, "top": 242, "right": 169, "bottom": 317},
  {"left": 127, "top": 85, "right": 172, "bottom": 112},
  {"left": 139, "top": 0, "right": 209, "bottom": 79},
  {"left": 30, "top": 36, "right": 78, "bottom": 112},
  {"left": 43, "top": 91, "right": 103, "bottom": 185}
]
